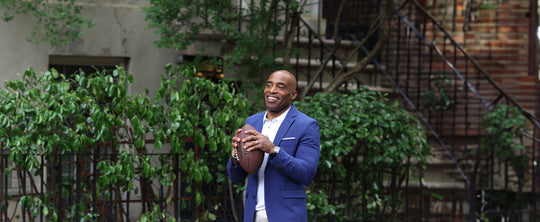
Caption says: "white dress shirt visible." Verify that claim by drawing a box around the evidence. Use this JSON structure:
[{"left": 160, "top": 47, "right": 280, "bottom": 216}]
[{"left": 255, "top": 107, "right": 291, "bottom": 211}]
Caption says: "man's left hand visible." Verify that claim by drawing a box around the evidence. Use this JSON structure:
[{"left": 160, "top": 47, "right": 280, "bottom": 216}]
[{"left": 243, "top": 130, "right": 275, "bottom": 154}]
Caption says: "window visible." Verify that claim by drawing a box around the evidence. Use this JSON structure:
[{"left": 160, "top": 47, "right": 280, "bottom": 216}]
[{"left": 49, "top": 56, "right": 129, "bottom": 75}]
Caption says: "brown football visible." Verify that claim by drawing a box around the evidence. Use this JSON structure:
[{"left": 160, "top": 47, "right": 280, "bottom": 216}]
[{"left": 236, "top": 124, "right": 264, "bottom": 175}]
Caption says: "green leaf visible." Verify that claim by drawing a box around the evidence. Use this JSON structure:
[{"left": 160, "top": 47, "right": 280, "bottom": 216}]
[
  {"left": 208, "top": 213, "right": 216, "bottom": 220},
  {"left": 222, "top": 91, "right": 233, "bottom": 103},
  {"left": 193, "top": 167, "right": 202, "bottom": 182},
  {"left": 51, "top": 68, "right": 59, "bottom": 79},
  {"left": 135, "top": 137, "right": 145, "bottom": 148},
  {"left": 195, "top": 192, "right": 202, "bottom": 206},
  {"left": 208, "top": 139, "right": 217, "bottom": 152},
  {"left": 209, "top": 91, "right": 219, "bottom": 106},
  {"left": 194, "top": 130, "right": 205, "bottom": 148}
]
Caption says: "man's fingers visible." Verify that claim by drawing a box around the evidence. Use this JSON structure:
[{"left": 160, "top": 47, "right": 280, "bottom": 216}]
[
  {"left": 245, "top": 130, "right": 260, "bottom": 136},
  {"left": 242, "top": 135, "right": 258, "bottom": 143},
  {"left": 234, "top": 128, "right": 242, "bottom": 137},
  {"left": 231, "top": 128, "right": 243, "bottom": 148}
]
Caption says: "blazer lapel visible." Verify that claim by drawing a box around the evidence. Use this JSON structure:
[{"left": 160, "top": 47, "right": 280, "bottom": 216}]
[
  {"left": 252, "top": 113, "right": 265, "bottom": 133},
  {"left": 274, "top": 105, "right": 298, "bottom": 145}
]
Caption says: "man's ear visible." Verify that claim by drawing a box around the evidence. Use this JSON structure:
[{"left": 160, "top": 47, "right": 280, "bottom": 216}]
[{"left": 290, "top": 90, "right": 298, "bottom": 100}]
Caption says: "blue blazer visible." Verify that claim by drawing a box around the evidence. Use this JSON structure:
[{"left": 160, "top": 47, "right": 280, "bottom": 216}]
[{"left": 227, "top": 105, "right": 320, "bottom": 222}]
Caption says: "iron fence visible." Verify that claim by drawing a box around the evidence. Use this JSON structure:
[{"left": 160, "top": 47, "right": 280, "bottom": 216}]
[{"left": 0, "top": 144, "right": 244, "bottom": 222}]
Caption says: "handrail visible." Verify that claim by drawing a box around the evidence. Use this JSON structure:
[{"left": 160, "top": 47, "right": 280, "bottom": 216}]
[
  {"left": 381, "top": 1, "right": 539, "bottom": 221},
  {"left": 391, "top": 0, "right": 540, "bottom": 159},
  {"left": 406, "top": 0, "right": 540, "bottom": 130},
  {"left": 358, "top": 41, "right": 472, "bottom": 186},
  {"left": 296, "top": 17, "right": 365, "bottom": 88}
]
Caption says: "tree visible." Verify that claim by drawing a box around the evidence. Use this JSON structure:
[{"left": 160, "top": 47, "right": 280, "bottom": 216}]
[
  {"left": 141, "top": 0, "right": 396, "bottom": 97},
  {"left": 142, "top": 0, "right": 291, "bottom": 84},
  {"left": 0, "top": 0, "right": 94, "bottom": 46}
]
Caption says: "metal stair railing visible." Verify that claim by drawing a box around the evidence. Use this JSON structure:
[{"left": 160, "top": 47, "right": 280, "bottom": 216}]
[
  {"left": 291, "top": 2, "right": 474, "bottom": 220},
  {"left": 372, "top": 0, "right": 540, "bottom": 221},
  {"left": 290, "top": 0, "right": 539, "bottom": 221},
  {"left": 289, "top": 2, "right": 470, "bottom": 220},
  {"left": 295, "top": 18, "right": 368, "bottom": 90}
]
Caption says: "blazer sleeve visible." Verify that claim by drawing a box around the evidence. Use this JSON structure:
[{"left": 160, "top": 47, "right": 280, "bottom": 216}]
[
  {"left": 268, "top": 119, "right": 320, "bottom": 185},
  {"left": 227, "top": 157, "right": 248, "bottom": 184}
]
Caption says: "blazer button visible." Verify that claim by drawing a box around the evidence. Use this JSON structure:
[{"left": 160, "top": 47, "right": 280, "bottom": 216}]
[{"left": 252, "top": 195, "right": 256, "bottom": 199}]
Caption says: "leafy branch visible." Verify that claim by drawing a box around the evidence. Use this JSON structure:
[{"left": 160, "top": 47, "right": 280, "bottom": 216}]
[{"left": 0, "top": 0, "right": 94, "bottom": 46}]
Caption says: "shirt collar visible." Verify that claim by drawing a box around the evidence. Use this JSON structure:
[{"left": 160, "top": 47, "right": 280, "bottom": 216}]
[{"left": 263, "top": 106, "right": 291, "bottom": 123}]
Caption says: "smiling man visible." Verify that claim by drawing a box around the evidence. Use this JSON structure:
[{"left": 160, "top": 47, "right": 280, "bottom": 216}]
[{"left": 227, "top": 70, "right": 321, "bottom": 222}]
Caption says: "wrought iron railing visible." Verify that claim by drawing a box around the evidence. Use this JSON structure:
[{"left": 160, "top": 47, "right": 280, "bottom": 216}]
[
  {"left": 379, "top": 1, "right": 540, "bottom": 221},
  {"left": 288, "top": 0, "right": 539, "bottom": 221},
  {"left": 0, "top": 142, "right": 244, "bottom": 222}
]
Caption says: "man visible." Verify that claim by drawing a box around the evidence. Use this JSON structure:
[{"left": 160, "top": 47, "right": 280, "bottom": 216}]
[{"left": 227, "top": 70, "right": 321, "bottom": 222}]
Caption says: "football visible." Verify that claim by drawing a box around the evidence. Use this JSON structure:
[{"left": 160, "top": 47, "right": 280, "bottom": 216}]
[{"left": 236, "top": 124, "right": 264, "bottom": 175}]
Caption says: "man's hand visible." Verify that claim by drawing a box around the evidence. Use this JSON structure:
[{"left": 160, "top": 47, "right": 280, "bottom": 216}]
[{"left": 243, "top": 130, "right": 275, "bottom": 154}]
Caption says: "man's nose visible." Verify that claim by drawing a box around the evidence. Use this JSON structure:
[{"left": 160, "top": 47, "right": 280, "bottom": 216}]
[{"left": 269, "top": 85, "right": 278, "bottom": 93}]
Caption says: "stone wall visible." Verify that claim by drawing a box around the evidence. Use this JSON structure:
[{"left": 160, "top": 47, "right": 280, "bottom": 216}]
[{"left": 0, "top": 0, "right": 178, "bottom": 96}]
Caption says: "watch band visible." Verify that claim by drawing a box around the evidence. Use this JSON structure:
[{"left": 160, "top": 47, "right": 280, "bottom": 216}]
[{"left": 270, "top": 146, "right": 280, "bottom": 159}]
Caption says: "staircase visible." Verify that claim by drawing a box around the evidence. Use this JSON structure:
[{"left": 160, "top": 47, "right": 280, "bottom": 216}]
[
  {"left": 273, "top": 35, "right": 383, "bottom": 94},
  {"left": 285, "top": 0, "right": 540, "bottom": 221}
]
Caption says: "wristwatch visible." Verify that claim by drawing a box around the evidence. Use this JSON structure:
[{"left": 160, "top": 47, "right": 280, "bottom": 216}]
[{"left": 270, "top": 146, "right": 280, "bottom": 159}]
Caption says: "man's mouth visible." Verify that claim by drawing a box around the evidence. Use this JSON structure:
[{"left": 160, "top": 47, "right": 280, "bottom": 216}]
[{"left": 267, "top": 96, "right": 279, "bottom": 102}]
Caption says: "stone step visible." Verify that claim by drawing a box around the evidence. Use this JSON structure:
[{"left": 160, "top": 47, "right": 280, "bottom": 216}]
[
  {"left": 275, "top": 57, "right": 383, "bottom": 88},
  {"left": 274, "top": 36, "right": 357, "bottom": 48},
  {"left": 275, "top": 57, "right": 376, "bottom": 69},
  {"left": 274, "top": 36, "right": 362, "bottom": 62}
]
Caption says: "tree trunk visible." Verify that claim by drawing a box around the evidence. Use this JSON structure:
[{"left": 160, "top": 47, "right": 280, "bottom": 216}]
[
  {"left": 323, "top": 0, "right": 392, "bottom": 93},
  {"left": 301, "top": 0, "right": 347, "bottom": 99}
]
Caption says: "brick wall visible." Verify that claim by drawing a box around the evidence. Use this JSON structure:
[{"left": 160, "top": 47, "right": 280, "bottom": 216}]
[{"left": 424, "top": 0, "right": 537, "bottom": 113}]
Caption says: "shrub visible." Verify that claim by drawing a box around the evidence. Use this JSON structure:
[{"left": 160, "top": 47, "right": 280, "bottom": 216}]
[
  {"left": 0, "top": 64, "right": 250, "bottom": 221},
  {"left": 296, "top": 88, "right": 431, "bottom": 221}
]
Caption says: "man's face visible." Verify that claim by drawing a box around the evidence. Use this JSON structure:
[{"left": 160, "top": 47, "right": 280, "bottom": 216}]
[{"left": 264, "top": 71, "right": 297, "bottom": 113}]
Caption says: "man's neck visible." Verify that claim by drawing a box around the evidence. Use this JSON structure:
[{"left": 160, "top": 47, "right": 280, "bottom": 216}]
[{"left": 266, "top": 106, "right": 291, "bottom": 121}]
